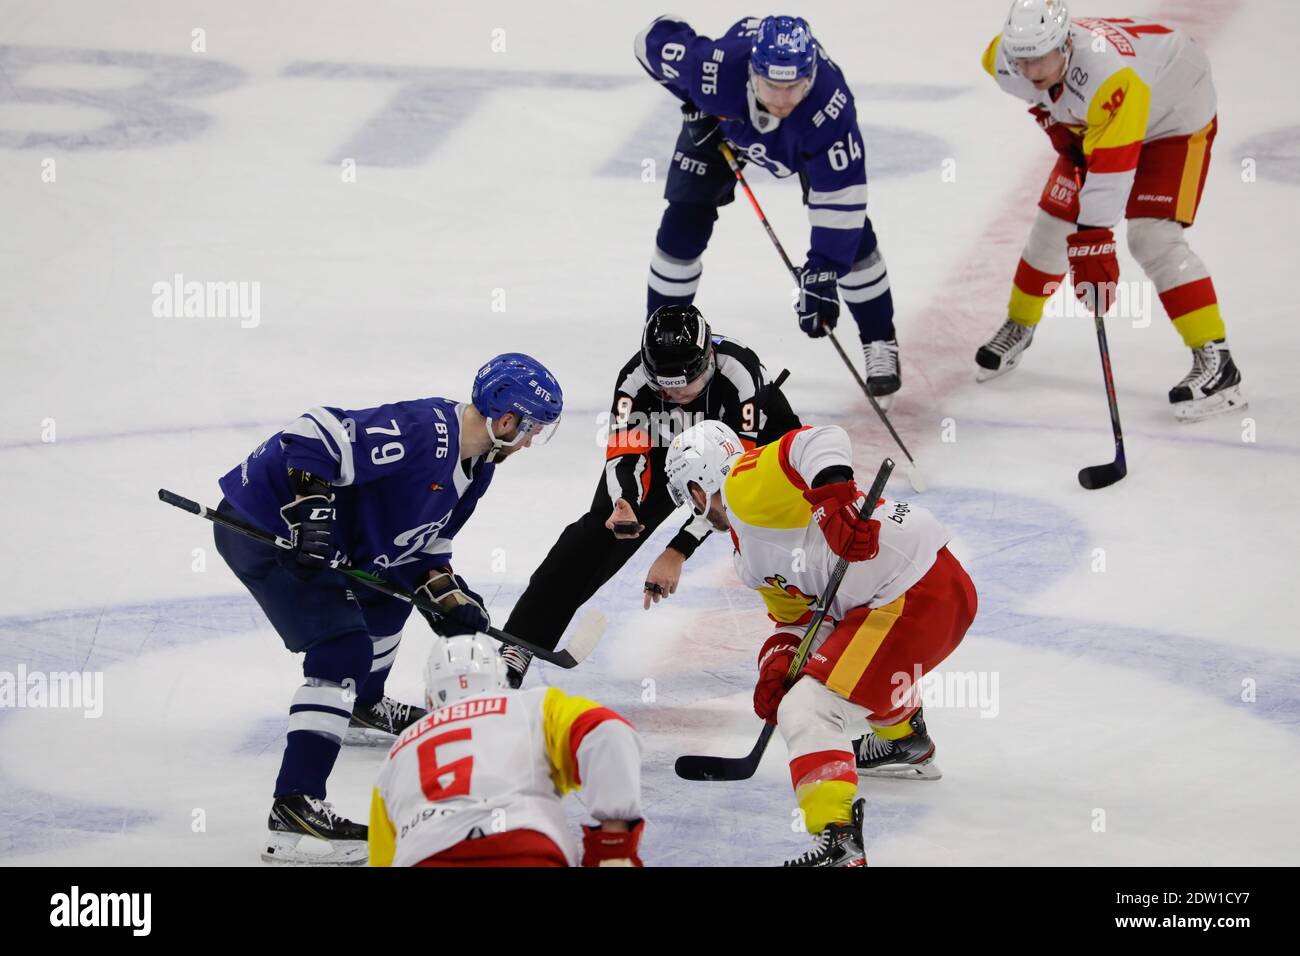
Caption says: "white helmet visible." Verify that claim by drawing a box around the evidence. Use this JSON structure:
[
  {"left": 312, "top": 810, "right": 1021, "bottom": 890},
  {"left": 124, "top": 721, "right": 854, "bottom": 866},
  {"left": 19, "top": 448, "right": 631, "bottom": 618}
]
[
  {"left": 424, "top": 634, "right": 509, "bottom": 709},
  {"left": 665, "top": 420, "right": 744, "bottom": 515},
  {"left": 1002, "top": 0, "right": 1071, "bottom": 60}
]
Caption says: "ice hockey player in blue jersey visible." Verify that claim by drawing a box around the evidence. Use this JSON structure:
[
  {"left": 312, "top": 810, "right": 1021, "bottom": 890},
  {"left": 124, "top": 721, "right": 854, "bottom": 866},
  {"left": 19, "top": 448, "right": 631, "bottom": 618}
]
[
  {"left": 636, "top": 14, "right": 902, "bottom": 406},
  {"left": 212, "top": 353, "right": 562, "bottom": 864}
]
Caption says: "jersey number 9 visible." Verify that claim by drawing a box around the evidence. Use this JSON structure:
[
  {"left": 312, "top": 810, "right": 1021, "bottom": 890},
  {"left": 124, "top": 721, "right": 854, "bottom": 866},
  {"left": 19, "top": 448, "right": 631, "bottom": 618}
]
[{"left": 366, "top": 418, "right": 406, "bottom": 466}]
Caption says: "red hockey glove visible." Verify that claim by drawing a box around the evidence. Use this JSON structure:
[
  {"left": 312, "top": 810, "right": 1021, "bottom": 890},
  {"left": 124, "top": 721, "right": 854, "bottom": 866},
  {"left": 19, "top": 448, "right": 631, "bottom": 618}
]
[
  {"left": 1067, "top": 228, "right": 1120, "bottom": 315},
  {"left": 1028, "top": 106, "right": 1084, "bottom": 167},
  {"left": 803, "top": 481, "right": 881, "bottom": 562},
  {"left": 581, "top": 819, "right": 645, "bottom": 867},
  {"left": 753, "top": 633, "right": 801, "bottom": 723}
]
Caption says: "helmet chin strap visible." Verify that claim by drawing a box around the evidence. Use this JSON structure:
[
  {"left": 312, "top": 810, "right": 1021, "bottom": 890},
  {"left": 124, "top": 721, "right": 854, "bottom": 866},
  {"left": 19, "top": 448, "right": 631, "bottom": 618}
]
[
  {"left": 485, "top": 414, "right": 539, "bottom": 463},
  {"left": 484, "top": 415, "right": 508, "bottom": 463}
]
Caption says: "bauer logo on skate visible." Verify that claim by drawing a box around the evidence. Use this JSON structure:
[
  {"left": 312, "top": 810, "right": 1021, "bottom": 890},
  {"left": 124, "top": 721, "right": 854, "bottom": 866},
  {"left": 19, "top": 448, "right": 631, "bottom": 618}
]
[{"left": 0, "top": 666, "right": 103, "bottom": 718}]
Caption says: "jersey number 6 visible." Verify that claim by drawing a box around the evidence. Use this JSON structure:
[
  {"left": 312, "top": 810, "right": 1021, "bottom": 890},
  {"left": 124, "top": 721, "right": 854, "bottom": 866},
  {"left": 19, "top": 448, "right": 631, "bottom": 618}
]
[{"left": 416, "top": 727, "right": 474, "bottom": 802}]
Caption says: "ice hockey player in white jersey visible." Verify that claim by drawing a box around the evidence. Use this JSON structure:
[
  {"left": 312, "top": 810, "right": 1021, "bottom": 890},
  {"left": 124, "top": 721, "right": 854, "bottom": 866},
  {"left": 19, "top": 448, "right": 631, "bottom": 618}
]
[
  {"left": 976, "top": 0, "right": 1244, "bottom": 421},
  {"left": 368, "top": 635, "right": 645, "bottom": 867},
  {"left": 665, "top": 422, "right": 978, "bottom": 866}
]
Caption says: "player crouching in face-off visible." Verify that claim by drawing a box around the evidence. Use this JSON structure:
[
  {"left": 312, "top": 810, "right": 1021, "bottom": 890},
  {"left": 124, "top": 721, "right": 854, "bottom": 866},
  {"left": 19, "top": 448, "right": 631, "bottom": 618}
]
[
  {"left": 976, "top": 0, "right": 1244, "bottom": 422},
  {"left": 665, "top": 422, "right": 977, "bottom": 866},
  {"left": 500, "top": 304, "right": 800, "bottom": 688},
  {"left": 368, "top": 635, "right": 645, "bottom": 867},
  {"left": 213, "top": 354, "right": 562, "bottom": 864}
]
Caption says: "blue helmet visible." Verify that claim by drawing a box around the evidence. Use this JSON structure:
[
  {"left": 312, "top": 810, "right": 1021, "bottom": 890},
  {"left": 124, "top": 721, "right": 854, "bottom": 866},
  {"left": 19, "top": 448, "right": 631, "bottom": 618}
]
[
  {"left": 750, "top": 15, "right": 818, "bottom": 83},
  {"left": 472, "top": 352, "right": 563, "bottom": 425},
  {"left": 471, "top": 353, "right": 562, "bottom": 459}
]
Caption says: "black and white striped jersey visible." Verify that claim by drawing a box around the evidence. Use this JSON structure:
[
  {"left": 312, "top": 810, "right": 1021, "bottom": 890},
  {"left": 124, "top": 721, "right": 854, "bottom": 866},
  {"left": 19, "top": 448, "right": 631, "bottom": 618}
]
[{"left": 603, "top": 333, "right": 797, "bottom": 556}]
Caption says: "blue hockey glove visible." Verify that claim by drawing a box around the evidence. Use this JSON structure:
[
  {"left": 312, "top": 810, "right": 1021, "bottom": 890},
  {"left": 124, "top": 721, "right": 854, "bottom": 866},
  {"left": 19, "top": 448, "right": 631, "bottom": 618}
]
[
  {"left": 681, "top": 100, "right": 720, "bottom": 147},
  {"left": 796, "top": 263, "right": 840, "bottom": 338},
  {"left": 278, "top": 493, "right": 335, "bottom": 572},
  {"left": 417, "top": 569, "right": 490, "bottom": 637}
]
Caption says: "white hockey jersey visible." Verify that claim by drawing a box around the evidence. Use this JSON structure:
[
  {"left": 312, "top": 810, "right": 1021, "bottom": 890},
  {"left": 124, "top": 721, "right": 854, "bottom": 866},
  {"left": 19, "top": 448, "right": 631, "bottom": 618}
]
[
  {"left": 368, "top": 686, "right": 641, "bottom": 867},
  {"left": 722, "top": 426, "right": 951, "bottom": 632},
  {"left": 984, "top": 17, "right": 1217, "bottom": 227}
]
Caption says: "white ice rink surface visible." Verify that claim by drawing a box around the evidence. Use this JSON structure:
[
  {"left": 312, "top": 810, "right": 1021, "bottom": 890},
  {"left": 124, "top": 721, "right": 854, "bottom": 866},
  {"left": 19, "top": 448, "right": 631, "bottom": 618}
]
[{"left": 2, "top": 0, "right": 1298, "bottom": 866}]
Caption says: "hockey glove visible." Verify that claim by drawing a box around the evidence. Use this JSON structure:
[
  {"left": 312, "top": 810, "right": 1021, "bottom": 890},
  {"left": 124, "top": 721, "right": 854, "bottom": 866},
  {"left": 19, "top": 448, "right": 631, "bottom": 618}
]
[
  {"left": 803, "top": 480, "right": 881, "bottom": 562},
  {"left": 278, "top": 494, "right": 335, "bottom": 571},
  {"left": 1067, "top": 228, "right": 1120, "bottom": 316},
  {"left": 581, "top": 820, "right": 646, "bottom": 867},
  {"left": 1028, "top": 106, "right": 1085, "bottom": 168},
  {"left": 681, "top": 100, "right": 720, "bottom": 148},
  {"left": 754, "top": 633, "right": 802, "bottom": 723},
  {"left": 796, "top": 263, "right": 840, "bottom": 338},
  {"left": 416, "top": 568, "right": 490, "bottom": 637}
]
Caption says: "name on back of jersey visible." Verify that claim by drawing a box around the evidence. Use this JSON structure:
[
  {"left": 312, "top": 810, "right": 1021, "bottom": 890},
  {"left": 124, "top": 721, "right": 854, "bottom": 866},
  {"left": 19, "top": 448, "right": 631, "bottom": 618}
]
[{"left": 390, "top": 695, "right": 508, "bottom": 756}]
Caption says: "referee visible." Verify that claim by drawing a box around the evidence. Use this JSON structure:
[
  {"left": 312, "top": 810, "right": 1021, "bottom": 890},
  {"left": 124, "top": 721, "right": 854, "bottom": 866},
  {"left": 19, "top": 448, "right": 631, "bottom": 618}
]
[{"left": 501, "top": 304, "right": 801, "bottom": 686}]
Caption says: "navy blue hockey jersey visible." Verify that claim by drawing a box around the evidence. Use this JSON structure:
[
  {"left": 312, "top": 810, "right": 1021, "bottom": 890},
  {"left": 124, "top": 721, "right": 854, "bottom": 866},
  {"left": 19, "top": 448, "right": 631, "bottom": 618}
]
[
  {"left": 219, "top": 398, "right": 494, "bottom": 591},
  {"left": 635, "top": 15, "right": 870, "bottom": 274}
]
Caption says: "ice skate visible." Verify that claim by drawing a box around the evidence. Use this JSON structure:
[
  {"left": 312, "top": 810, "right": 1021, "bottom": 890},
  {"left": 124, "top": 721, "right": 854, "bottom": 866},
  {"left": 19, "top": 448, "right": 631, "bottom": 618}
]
[
  {"left": 345, "top": 696, "right": 426, "bottom": 746},
  {"left": 502, "top": 645, "right": 533, "bottom": 689},
  {"left": 975, "top": 319, "right": 1035, "bottom": 382},
  {"left": 853, "top": 708, "right": 942, "bottom": 780},
  {"left": 1169, "top": 338, "right": 1246, "bottom": 422},
  {"left": 263, "top": 795, "right": 367, "bottom": 866},
  {"left": 783, "top": 799, "right": 866, "bottom": 867},
  {"left": 863, "top": 338, "right": 901, "bottom": 409}
]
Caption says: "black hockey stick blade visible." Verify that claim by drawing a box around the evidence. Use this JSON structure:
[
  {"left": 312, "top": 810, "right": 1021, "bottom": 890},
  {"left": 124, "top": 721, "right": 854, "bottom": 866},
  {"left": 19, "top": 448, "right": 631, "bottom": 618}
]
[
  {"left": 674, "top": 723, "right": 776, "bottom": 782},
  {"left": 1078, "top": 459, "right": 1127, "bottom": 490},
  {"left": 157, "top": 488, "right": 605, "bottom": 669}
]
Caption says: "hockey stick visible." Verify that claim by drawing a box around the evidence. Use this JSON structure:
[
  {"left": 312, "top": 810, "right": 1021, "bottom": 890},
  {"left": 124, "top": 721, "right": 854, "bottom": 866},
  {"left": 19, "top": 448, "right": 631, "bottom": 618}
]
[
  {"left": 674, "top": 456, "right": 895, "bottom": 781},
  {"left": 157, "top": 489, "right": 605, "bottom": 669},
  {"left": 1077, "top": 310, "right": 1127, "bottom": 489},
  {"left": 717, "top": 141, "right": 926, "bottom": 493}
]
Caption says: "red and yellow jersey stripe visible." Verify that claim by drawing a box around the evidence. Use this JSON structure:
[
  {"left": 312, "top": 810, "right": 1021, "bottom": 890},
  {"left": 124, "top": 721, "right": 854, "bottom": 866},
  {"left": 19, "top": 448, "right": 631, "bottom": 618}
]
[
  {"left": 1078, "top": 66, "right": 1151, "bottom": 225},
  {"left": 723, "top": 427, "right": 812, "bottom": 531},
  {"left": 541, "top": 687, "right": 633, "bottom": 794}
]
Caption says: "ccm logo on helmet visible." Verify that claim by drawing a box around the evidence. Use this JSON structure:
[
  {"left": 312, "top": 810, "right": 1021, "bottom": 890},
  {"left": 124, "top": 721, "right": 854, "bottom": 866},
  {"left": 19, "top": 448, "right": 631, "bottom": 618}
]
[{"left": 1068, "top": 240, "right": 1116, "bottom": 256}]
